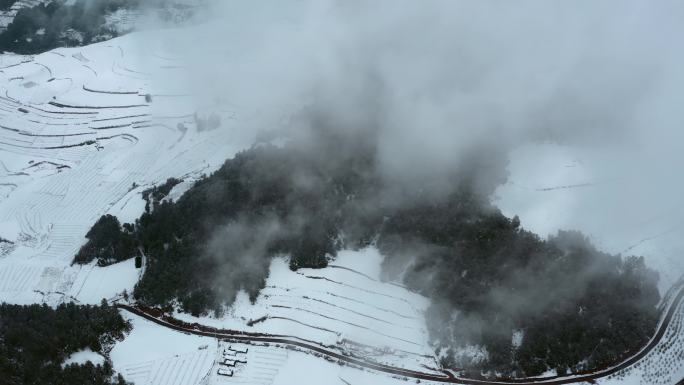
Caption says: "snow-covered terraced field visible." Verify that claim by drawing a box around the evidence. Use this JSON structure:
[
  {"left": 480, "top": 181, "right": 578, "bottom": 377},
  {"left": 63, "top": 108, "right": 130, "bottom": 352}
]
[
  {"left": 2, "top": 9, "right": 684, "bottom": 385},
  {"left": 133, "top": 350, "right": 214, "bottom": 385},
  {"left": 0, "top": 22, "right": 442, "bottom": 384},
  {"left": 117, "top": 311, "right": 438, "bottom": 385},
  {"left": 0, "top": 29, "right": 254, "bottom": 306},
  {"left": 112, "top": 313, "right": 217, "bottom": 385},
  {"left": 173, "top": 248, "right": 440, "bottom": 375}
]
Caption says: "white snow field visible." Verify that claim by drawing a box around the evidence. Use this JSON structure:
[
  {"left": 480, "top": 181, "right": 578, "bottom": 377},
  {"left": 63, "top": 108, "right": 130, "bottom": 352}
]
[
  {"left": 2, "top": 12, "right": 683, "bottom": 385},
  {"left": 113, "top": 314, "right": 442, "bottom": 385},
  {"left": 495, "top": 143, "right": 684, "bottom": 293},
  {"left": 207, "top": 340, "right": 440, "bottom": 385},
  {"left": 172, "top": 248, "right": 441, "bottom": 375},
  {"left": 63, "top": 347, "right": 106, "bottom": 368},
  {"left": 496, "top": 144, "right": 684, "bottom": 385},
  {"left": 111, "top": 313, "right": 217, "bottom": 385},
  {"left": 0, "top": 26, "right": 443, "bottom": 385},
  {"left": 0, "top": 29, "right": 255, "bottom": 307}
]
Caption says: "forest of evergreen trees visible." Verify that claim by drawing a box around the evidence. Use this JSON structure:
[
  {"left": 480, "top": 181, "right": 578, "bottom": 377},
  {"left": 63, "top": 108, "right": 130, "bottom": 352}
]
[
  {"left": 0, "top": 0, "right": 15, "bottom": 12},
  {"left": 378, "top": 194, "right": 660, "bottom": 377},
  {"left": 0, "top": 301, "right": 131, "bottom": 385},
  {"left": 73, "top": 214, "right": 137, "bottom": 266},
  {"left": 0, "top": 0, "right": 137, "bottom": 54},
  {"left": 74, "top": 132, "right": 661, "bottom": 378}
]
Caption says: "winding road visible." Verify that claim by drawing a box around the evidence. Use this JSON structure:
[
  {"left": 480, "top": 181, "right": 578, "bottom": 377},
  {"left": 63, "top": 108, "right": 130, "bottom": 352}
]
[{"left": 116, "top": 278, "right": 684, "bottom": 385}]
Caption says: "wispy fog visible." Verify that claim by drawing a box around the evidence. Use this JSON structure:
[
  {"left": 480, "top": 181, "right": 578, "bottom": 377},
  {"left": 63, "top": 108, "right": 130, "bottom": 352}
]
[{"left": 135, "top": 0, "right": 684, "bottom": 280}]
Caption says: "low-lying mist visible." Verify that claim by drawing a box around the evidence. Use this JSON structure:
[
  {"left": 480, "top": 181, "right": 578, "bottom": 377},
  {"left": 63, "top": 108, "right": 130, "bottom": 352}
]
[
  {"left": 114, "top": 120, "right": 660, "bottom": 377},
  {"left": 140, "top": 0, "right": 684, "bottom": 189},
  {"left": 120, "top": 0, "right": 684, "bottom": 378}
]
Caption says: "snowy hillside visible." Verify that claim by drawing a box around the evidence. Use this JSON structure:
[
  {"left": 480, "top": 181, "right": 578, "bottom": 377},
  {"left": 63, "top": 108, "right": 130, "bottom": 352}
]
[
  {"left": 1, "top": 3, "right": 683, "bottom": 384},
  {"left": 0, "top": 26, "right": 446, "bottom": 384},
  {"left": 0, "top": 29, "right": 253, "bottom": 306},
  {"left": 112, "top": 313, "right": 444, "bottom": 385},
  {"left": 495, "top": 143, "right": 684, "bottom": 292},
  {"left": 171, "top": 249, "right": 440, "bottom": 374}
]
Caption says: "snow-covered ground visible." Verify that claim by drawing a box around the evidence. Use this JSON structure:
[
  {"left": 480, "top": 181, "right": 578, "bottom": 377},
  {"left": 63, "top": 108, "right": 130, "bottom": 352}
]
[
  {"left": 63, "top": 347, "right": 105, "bottom": 367},
  {"left": 496, "top": 143, "right": 684, "bottom": 385},
  {"left": 0, "top": 29, "right": 254, "bottom": 306},
  {"left": 0, "top": 25, "right": 442, "bottom": 385},
  {"left": 495, "top": 143, "right": 684, "bottom": 293},
  {"left": 172, "top": 248, "right": 440, "bottom": 375},
  {"left": 114, "top": 312, "right": 444, "bottom": 385},
  {"left": 112, "top": 313, "right": 217, "bottom": 385},
  {"left": 2, "top": 10, "right": 683, "bottom": 385}
]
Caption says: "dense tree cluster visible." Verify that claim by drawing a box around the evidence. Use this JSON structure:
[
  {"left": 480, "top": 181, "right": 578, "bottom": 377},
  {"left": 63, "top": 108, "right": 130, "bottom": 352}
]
[
  {"left": 130, "top": 138, "right": 378, "bottom": 315},
  {"left": 0, "top": 0, "right": 15, "bottom": 12},
  {"left": 73, "top": 214, "right": 136, "bottom": 265},
  {"left": 0, "top": 0, "right": 137, "bottom": 54},
  {"left": 0, "top": 301, "right": 131, "bottom": 385},
  {"left": 74, "top": 135, "right": 661, "bottom": 377},
  {"left": 377, "top": 193, "right": 661, "bottom": 377}
]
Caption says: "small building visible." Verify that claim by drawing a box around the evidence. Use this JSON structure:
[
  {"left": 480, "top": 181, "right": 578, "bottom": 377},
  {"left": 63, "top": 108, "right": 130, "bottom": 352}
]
[
  {"left": 221, "top": 359, "right": 236, "bottom": 367},
  {"left": 217, "top": 368, "right": 233, "bottom": 377}
]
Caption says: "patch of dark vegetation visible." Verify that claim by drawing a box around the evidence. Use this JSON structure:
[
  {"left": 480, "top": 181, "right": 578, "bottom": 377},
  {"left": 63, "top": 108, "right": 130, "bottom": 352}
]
[
  {"left": 0, "top": 0, "right": 200, "bottom": 54},
  {"left": 130, "top": 137, "right": 378, "bottom": 316},
  {"left": 25, "top": 160, "right": 70, "bottom": 170},
  {"left": 0, "top": 0, "right": 15, "bottom": 12},
  {"left": 49, "top": 101, "right": 148, "bottom": 109},
  {"left": 73, "top": 214, "right": 137, "bottom": 265},
  {"left": 247, "top": 315, "right": 268, "bottom": 327},
  {"left": 75, "top": 131, "right": 661, "bottom": 378},
  {"left": 377, "top": 194, "right": 661, "bottom": 377},
  {"left": 0, "top": 301, "right": 131, "bottom": 385},
  {"left": 141, "top": 177, "right": 181, "bottom": 213},
  {"left": 0, "top": 0, "right": 138, "bottom": 54}
]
